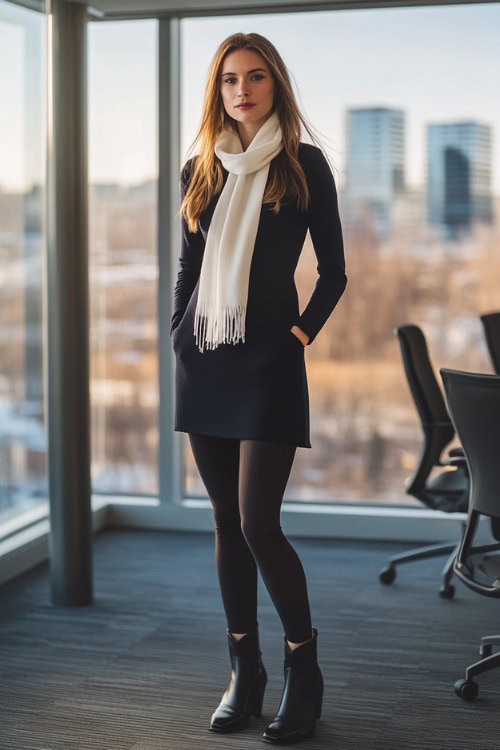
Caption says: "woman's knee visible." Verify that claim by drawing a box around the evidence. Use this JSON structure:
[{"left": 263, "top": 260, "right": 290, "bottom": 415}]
[
  {"left": 241, "top": 518, "right": 283, "bottom": 551},
  {"left": 212, "top": 502, "right": 243, "bottom": 539}
]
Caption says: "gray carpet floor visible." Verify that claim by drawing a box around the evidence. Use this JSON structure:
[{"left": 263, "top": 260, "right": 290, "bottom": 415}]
[{"left": 1, "top": 527, "right": 500, "bottom": 750}]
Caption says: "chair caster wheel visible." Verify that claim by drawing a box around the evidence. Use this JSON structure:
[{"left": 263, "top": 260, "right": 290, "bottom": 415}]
[
  {"left": 439, "top": 584, "right": 455, "bottom": 599},
  {"left": 455, "top": 679, "right": 478, "bottom": 700},
  {"left": 480, "top": 644, "right": 493, "bottom": 659},
  {"left": 379, "top": 567, "right": 396, "bottom": 584}
]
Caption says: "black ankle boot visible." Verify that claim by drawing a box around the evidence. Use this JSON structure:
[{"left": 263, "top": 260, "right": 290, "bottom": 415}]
[
  {"left": 262, "top": 628, "right": 323, "bottom": 744},
  {"left": 209, "top": 623, "right": 268, "bottom": 733}
]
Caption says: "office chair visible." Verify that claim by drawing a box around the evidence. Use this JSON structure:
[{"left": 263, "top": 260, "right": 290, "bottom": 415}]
[
  {"left": 479, "top": 311, "right": 500, "bottom": 374},
  {"left": 379, "top": 325, "right": 469, "bottom": 598},
  {"left": 440, "top": 367, "right": 500, "bottom": 701}
]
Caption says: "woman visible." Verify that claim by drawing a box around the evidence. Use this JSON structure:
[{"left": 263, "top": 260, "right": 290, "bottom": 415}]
[{"left": 170, "top": 32, "right": 347, "bottom": 744}]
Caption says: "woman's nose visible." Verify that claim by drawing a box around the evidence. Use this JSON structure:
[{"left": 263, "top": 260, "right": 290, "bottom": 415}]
[{"left": 237, "top": 81, "right": 250, "bottom": 96}]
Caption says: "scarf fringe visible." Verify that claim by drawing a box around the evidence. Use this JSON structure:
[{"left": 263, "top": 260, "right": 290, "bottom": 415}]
[{"left": 194, "top": 300, "right": 247, "bottom": 353}]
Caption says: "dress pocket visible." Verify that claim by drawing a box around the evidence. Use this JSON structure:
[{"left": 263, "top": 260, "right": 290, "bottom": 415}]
[
  {"left": 172, "top": 314, "right": 187, "bottom": 351},
  {"left": 287, "top": 328, "right": 305, "bottom": 349}
]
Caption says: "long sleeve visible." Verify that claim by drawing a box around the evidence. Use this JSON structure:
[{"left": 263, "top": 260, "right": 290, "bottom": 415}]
[
  {"left": 294, "top": 146, "right": 347, "bottom": 345},
  {"left": 170, "top": 158, "right": 205, "bottom": 337}
]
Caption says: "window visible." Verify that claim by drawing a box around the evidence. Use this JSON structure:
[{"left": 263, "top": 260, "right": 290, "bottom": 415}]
[
  {"left": 88, "top": 20, "right": 159, "bottom": 496},
  {"left": 0, "top": 1, "right": 48, "bottom": 530}
]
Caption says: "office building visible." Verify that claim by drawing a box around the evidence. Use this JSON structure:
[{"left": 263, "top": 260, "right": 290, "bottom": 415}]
[
  {"left": 343, "top": 106, "right": 406, "bottom": 238},
  {"left": 427, "top": 120, "right": 493, "bottom": 239}
]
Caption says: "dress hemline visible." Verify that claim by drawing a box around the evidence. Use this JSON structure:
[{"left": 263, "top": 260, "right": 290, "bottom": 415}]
[{"left": 174, "top": 425, "right": 312, "bottom": 449}]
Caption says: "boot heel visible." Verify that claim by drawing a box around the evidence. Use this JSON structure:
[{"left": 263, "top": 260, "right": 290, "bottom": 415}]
[
  {"left": 314, "top": 696, "right": 322, "bottom": 719},
  {"left": 249, "top": 684, "right": 266, "bottom": 717},
  {"left": 313, "top": 677, "right": 323, "bottom": 719}
]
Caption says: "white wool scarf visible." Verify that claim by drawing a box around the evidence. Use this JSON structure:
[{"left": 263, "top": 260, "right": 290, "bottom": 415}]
[{"left": 194, "top": 110, "right": 283, "bottom": 353}]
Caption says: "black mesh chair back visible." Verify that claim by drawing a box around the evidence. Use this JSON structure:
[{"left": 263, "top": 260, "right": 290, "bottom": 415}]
[
  {"left": 440, "top": 367, "right": 500, "bottom": 701},
  {"left": 397, "top": 324, "right": 452, "bottom": 429},
  {"left": 480, "top": 311, "right": 500, "bottom": 374},
  {"left": 441, "top": 368, "right": 500, "bottom": 526},
  {"left": 378, "top": 326, "right": 469, "bottom": 599},
  {"left": 395, "top": 324, "right": 466, "bottom": 509}
]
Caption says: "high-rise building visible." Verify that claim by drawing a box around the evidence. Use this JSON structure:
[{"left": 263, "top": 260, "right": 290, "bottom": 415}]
[
  {"left": 343, "top": 107, "right": 406, "bottom": 238},
  {"left": 427, "top": 120, "right": 493, "bottom": 239}
]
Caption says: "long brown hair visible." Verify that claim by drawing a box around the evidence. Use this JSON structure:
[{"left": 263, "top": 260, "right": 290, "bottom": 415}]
[{"left": 180, "top": 32, "right": 334, "bottom": 233}]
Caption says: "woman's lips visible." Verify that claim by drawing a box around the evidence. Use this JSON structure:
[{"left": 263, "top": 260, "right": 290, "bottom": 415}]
[{"left": 237, "top": 104, "right": 255, "bottom": 109}]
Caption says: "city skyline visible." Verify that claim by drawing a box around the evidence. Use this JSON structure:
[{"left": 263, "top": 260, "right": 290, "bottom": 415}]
[{"left": 0, "top": 104, "right": 497, "bottom": 200}]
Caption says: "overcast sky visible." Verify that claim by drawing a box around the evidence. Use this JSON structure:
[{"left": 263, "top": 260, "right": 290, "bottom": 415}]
[{"left": 1, "top": 2, "right": 499, "bottom": 192}]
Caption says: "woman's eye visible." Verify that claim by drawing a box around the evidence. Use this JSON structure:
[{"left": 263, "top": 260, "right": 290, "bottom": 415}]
[{"left": 224, "top": 75, "right": 264, "bottom": 84}]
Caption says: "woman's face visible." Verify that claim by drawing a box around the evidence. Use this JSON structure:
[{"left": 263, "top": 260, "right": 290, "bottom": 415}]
[{"left": 220, "top": 48, "right": 275, "bottom": 126}]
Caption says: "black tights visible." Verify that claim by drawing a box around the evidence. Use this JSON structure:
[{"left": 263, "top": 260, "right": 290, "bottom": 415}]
[{"left": 188, "top": 433, "right": 313, "bottom": 643}]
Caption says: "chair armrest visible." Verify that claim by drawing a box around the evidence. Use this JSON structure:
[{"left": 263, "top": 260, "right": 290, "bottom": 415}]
[
  {"left": 438, "top": 447, "right": 465, "bottom": 467},
  {"left": 449, "top": 456, "right": 468, "bottom": 469},
  {"left": 454, "top": 552, "right": 500, "bottom": 597}
]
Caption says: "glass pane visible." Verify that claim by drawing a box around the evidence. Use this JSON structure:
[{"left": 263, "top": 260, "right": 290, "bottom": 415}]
[
  {"left": 88, "top": 20, "right": 158, "bottom": 495},
  {"left": 0, "top": 1, "right": 48, "bottom": 532},
  {"left": 180, "top": 5, "right": 499, "bottom": 505}
]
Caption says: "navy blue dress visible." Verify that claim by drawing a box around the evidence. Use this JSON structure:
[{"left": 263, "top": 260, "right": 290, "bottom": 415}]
[{"left": 170, "top": 142, "right": 347, "bottom": 449}]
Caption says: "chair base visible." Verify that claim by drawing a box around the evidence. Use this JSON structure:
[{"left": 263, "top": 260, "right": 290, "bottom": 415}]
[
  {"left": 455, "top": 633, "right": 500, "bottom": 701},
  {"left": 379, "top": 534, "right": 464, "bottom": 597}
]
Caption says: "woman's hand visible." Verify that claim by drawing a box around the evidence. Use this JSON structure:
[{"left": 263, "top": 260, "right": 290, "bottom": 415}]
[{"left": 290, "top": 325, "right": 309, "bottom": 347}]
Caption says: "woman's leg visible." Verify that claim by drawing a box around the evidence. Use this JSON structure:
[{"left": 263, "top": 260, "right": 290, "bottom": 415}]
[
  {"left": 188, "top": 433, "right": 259, "bottom": 634},
  {"left": 238, "top": 439, "right": 313, "bottom": 645}
]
